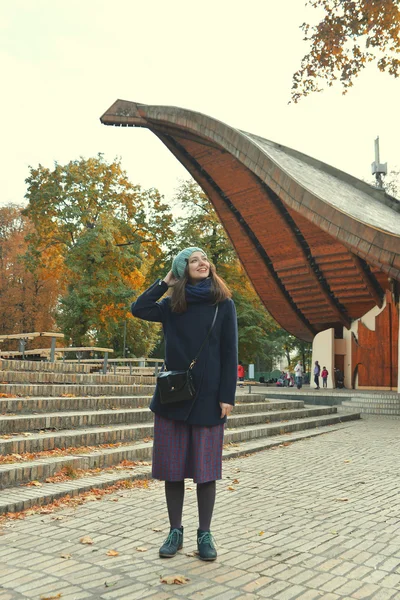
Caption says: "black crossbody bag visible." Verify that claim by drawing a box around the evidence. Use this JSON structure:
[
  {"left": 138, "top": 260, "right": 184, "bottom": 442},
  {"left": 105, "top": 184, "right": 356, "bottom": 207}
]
[{"left": 157, "top": 305, "right": 219, "bottom": 405}]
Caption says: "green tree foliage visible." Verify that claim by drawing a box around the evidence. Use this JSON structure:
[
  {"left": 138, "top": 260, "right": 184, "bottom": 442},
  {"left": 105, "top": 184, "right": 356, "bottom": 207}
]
[
  {"left": 292, "top": 0, "right": 400, "bottom": 102},
  {"left": 385, "top": 169, "right": 400, "bottom": 199},
  {"left": 23, "top": 155, "right": 173, "bottom": 353},
  {"left": 172, "top": 181, "right": 236, "bottom": 267}
]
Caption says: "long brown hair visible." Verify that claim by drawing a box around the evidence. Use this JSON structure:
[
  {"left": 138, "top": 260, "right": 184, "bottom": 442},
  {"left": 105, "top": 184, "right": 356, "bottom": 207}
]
[{"left": 170, "top": 263, "right": 232, "bottom": 313}]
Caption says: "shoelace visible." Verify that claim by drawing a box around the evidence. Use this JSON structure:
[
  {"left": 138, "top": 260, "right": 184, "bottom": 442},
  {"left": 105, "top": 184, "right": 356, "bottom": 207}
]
[
  {"left": 163, "top": 528, "right": 182, "bottom": 547},
  {"left": 198, "top": 531, "right": 216, "bottom": 548}
]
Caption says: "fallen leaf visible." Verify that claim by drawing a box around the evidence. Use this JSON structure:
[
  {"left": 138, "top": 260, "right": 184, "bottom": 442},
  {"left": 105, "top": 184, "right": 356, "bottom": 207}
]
[
  {"left": 227, "top": 486, "right": 236, "bottom": 491},
  {"left": 60, "top": 553, "right": 72, "bottom": 559},
  {"left": 80, "top": 536, "right": 94, "bottom": 544},
  {"left": 84, "top": 494, "right": 98, "bottom": 502},
  {"left": 335, "top": 498, "right": 349, "bottom": 502},
  {"left": 160, "top": 575, "right": 190, "bottom": 585},
  {"left": 104, "top": 582, "right": 116, "bottom": 588},
  {"left": 259, "top": 531, "right": 265, "bottom": 536},
  {"left": 232, "top": 479, "right": 239, "bottom": 484},
  {"left": 136, "top": 546, "right": 147, "bottom": 552},
  {"left": 40, "top": 594, "right": 62, "bottom": 600},
  {"left": 28, "top": 480, "right": 42, "bottom": 487},
  {"left": 185, "top": 551, "right": 199, "bottom": 557},
  {"left": 152, "top": 528, "right": 162, "bottom": 532},
  {"left": 344, "top": 460, "right": 351, "bottom": 463},
  {"left": 331, "top": 530, "right": 338, "bottom": 534},
  {"left": 106, "top": 550, "right": 119, "bottom": 557}
]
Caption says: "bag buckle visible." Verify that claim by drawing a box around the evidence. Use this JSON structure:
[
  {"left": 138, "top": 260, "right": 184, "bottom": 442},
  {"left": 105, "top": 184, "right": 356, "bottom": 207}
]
[{"left": 189, "top": 360, "right": 196, "bottom": 370}]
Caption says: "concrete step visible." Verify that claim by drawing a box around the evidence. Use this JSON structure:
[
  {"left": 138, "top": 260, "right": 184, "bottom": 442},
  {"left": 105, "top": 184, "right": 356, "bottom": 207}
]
[
  {"left": 0, "top": 395, "right": 152, "bottom": 414},
  {"left": 0, "top": 396, "right": 304, "bottom": 415},
  {"left": 261, "top": 388, "right": 400, "bottom": 408},
  {"left": 225, "top": 411, "right": 360, "bottom": 443},
  {"left": 0, "top": 405, "right": 325, "bottom": 452},
  {"left": 233, "top": 393, "right": 276, "bottom": 404},
  {"left": 0, "top": 422, "right": 155, "bottom": 455},
  {"left": 0, "top": 370, "right": 156, "bottom": 386},
  {"left": 341, "top": 399, "right": 400, "bottom": 416},
  {"left": 0, "top": 441, "right": 154, "bottom": 489},
  {"left": 0, "top": 405, "right": 333, "bottom": 435},
  {"left": 0, "top": 411, "right": 360, "bottom": 488},
  {"left": 0, "top": 408, "right": 154, "bottom": 434},
  {"left": 230, "top": 400, "right": 305, "bottom": 412},
  {"left": 0, "top": 383, "right": 155, "bottom": 397},
  {"left": 227, "top": 406, "right": 336, "bottom": 428},
  {"left": 0, "top": 419, "right": 361, "bottom": 514},
  {"left": 0, "top": 358, "right": 92, "bottom": 374},
  {"left": 0, "top": 465, "right": 153, "bottom": 514}
]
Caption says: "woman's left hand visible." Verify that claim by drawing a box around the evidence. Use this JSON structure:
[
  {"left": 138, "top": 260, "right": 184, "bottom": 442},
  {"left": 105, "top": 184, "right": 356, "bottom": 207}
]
[{"left": 220, "top": 403, "right": 233, "bottom": 418}]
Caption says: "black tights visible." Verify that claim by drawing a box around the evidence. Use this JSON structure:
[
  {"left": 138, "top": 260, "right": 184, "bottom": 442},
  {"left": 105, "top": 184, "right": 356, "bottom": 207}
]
[{"left": 165, "top": 480, "right": 216, "bottom": 531}]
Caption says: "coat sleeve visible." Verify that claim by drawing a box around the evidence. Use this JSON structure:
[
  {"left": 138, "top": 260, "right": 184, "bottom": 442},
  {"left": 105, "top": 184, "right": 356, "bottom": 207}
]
[
  {"left": 131, "top": 280, "right": 169, "bottom": 323},
  {"left": 218, "top": 299, "right": 238, "bottom": 406}
]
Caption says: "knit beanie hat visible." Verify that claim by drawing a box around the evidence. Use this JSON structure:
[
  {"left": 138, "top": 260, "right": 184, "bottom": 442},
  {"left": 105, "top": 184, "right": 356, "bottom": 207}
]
[{"left": 172, "top": 247, "right": 206, "bottom": 279}]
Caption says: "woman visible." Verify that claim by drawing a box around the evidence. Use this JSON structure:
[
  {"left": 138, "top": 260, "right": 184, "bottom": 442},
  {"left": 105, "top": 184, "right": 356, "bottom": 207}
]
[{"left": 131, "top": 247, "right": 237, "bottom": 561}]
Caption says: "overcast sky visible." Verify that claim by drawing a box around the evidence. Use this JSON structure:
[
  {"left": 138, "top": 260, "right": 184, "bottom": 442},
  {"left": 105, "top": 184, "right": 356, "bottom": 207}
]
[{"left": 2, "top": 0, "right": 399, "bottom": 209}]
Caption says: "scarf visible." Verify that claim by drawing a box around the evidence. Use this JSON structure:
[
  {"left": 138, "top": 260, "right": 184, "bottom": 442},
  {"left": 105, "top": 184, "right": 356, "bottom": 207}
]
[{"left": 185, "top": 278, "right": 214, "bottom": 303}]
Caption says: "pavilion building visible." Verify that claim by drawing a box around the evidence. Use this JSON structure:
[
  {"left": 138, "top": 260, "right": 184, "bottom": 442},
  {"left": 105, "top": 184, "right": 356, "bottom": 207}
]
[{"left": 101, "top": 100, "right": 400, "bottom": 391}]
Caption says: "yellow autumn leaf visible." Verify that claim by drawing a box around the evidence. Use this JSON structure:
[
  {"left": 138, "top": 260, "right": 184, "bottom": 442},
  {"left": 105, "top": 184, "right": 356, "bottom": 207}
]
[
  {"left": 79, "top": 536, "right": 94, "bottom": 544},
  {"left": 160, "top": 575, "right": 190, "bottom": 585}
]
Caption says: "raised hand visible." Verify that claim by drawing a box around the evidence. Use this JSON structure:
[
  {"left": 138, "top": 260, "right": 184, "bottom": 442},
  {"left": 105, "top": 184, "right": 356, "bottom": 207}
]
[{"left": 163, "top": 270, "right": 178, "bottom": 287}]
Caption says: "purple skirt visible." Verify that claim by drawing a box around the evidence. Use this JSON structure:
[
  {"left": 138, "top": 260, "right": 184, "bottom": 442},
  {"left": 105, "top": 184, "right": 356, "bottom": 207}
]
[{"left": 152, "top": 414, "right": 225, "bottom": 484}]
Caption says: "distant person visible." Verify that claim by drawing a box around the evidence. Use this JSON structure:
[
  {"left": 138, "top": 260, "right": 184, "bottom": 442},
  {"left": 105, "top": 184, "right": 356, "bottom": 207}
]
[
  {"left": 314, "top": 361, "right": 321, "bottom": 390},
  {"left": 285, "top": 370, "right": 291, "bottom": 387},
  {"left": 294, "top": 360, "right": 303, "bottom": 389},
  {"left": 321, "top": 366, "right": 329, "bottom": 388},
  {"left": 237, "top": 362, "right": 245, "bottom": 387},
  {"left": 334, "top": 367, "right": 344, "bottom": 389}
]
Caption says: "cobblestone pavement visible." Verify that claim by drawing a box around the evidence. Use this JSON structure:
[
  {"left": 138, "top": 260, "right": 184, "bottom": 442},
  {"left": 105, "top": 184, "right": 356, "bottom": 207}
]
[{"left": 1, "top": 417, "right": 400, "bottom": 600}]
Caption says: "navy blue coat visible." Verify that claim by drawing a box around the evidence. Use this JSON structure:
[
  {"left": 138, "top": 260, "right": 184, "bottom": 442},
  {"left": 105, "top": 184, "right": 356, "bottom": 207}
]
[{"left": 131, "top": 280, "right": 238, "bottom": 426}]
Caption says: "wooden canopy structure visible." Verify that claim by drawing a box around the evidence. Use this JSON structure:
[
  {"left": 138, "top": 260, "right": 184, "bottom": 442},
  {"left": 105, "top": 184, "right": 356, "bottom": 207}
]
[{"left": 101, "top": 100, "right": 400, "bottom": 343}]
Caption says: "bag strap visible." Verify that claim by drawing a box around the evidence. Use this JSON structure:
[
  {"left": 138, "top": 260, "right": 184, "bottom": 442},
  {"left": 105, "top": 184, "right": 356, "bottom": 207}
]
[
  {"left": 164, "top": 305, "right": 219, "bottom": 372},
  {"left": 188, "top": 304, "right": 219, "bottom": 370}
]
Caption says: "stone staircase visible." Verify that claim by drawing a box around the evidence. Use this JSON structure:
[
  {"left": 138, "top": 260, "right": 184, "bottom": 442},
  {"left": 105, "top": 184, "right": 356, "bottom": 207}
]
[
  {"left": 260, "top": 387, "right": 400, "bottom": 416},
  {"left": 0, "top": 358, "right": 361, "bottom": 514}
]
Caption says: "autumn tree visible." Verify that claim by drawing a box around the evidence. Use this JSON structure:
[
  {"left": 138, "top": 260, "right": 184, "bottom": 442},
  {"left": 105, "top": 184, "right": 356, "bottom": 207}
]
[
  {"left": 0, "top": 204, "right": 58, "bottom": 340},
  {"left": 292, "top": 0, "right": 400, "bottom": 102},
  {"left": 23, "top": 155, "right": 174, "bottom": 353}
]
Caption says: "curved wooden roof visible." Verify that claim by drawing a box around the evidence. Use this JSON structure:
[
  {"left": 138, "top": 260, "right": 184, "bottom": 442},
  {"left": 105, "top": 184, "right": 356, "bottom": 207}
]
[{"left": 101, "top": 100, "right": 400, "bottom": 342}]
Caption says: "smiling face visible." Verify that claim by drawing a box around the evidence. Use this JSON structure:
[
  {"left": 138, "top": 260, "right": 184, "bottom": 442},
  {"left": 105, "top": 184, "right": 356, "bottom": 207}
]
[{"left": 187, "top": 251, "right": 210, "bottom": 284}]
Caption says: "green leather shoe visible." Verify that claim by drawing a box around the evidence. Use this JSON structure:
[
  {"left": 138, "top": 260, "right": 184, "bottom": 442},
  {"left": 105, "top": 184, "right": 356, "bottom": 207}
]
[
  {"left": 197, "top": 529, "right": 217, "bottom": 561},
  {"left": 159, "top": 527, "right": 183, "bottom": 558}
]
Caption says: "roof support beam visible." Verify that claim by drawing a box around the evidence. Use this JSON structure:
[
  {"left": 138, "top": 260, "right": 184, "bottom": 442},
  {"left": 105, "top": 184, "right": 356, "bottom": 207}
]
[{"left": 349, "top": 254, "right": 384, "bottom": 308}]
